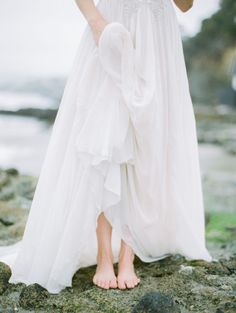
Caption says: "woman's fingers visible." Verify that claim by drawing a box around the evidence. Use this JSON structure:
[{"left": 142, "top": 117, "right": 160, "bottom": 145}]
[{"left": 88, "top": 17, "right": 109, "bottom": 46}]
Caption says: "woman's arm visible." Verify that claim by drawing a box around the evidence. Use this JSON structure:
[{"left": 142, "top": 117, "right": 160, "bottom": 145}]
[
  {"left": 74, "top": 0, "right": 108, "bottom": 45},
  {"left": 173, "top": 0, "right": 194, "bottom": 12}
]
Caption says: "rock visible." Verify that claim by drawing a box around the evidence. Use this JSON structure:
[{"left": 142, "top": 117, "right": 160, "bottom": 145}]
[
  {"left": 0, "top": 171, "right": 10, "bottom": 190},
  {"left": 220, "top": 255, "right": 236, "bottom": 274},
  {"left": 0, "top": 187, "right": 15, "bottom": 201},
  {"left": 187, "top": 259, "right": 231, "bottom": 276},
  {"left": 19, "top": 283, "right": 49, "bottom": 309},
  {"left": 205, "top": 274, "right": 235, "bottom": 289},
  {"left": 225, "top": 141, "right": 236, "bottom": 155},
  {"left": 178, "top": 264, "right": 193, "bottom": 276},
  {"left": 0, "top": 171, "right": 37, "bottom": 208},
  {"left": 0, "top": 217, "right": 14, "bottom": 226},
  {"left": 131, "top": 291, "right": 180, "bottom": 313},
  {"left": 223, "top": 300, "right": 236, "bottom": 312},
  {"left": 220, "top": 284, "right": 232, "bottom": 291},
  {"left": 0, "top": 202, "right": 28, "bottom": 244},
  {"left": 5, "top": 168, "right": 19, "bottom": 176},
  {"left": 0, "top": 253, "right": 235, "bottom": 312},
  {"left": 0, "top": 202, "right": 26, "bottom": 225},
  {"left": 0, "top": 262, "right": 11, "bottom": 295},
  {"left": 15, "top": 176, "right": 37, "bottom": 200},
  {"left": 0, "top": 108, "right": 57, "bottom": 123}
]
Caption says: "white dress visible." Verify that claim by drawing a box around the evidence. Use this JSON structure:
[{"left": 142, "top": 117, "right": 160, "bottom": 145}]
[{"left": 0, "top": 0, "right": 213, "bottom": 294}]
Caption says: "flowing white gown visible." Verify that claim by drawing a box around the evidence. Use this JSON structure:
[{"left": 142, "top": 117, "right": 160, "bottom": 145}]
[{"left": 0, "top": 0, "right": 213, "bottom": 294}]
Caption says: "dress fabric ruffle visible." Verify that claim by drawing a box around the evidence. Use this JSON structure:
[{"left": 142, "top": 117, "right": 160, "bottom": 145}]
[{"left": 0, "top": 0, "right": 213, "bottom": 294}]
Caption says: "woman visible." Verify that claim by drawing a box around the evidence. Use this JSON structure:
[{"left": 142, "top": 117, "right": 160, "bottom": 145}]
[{"left": 0, "top": 0, "right": 212, "bottom": 293}]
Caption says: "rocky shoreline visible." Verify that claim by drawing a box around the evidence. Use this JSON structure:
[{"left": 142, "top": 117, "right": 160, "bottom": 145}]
[
  {"left": 195, "top": 105, "right": 236, "bottom": 156},
  {"left": 0, "top": 108, "right": 57, "bottom": 124},
  {"left": 0, "top": 165, "right": 235, "bottom": 312},
  {"left": 0, "top": 251, "right": 235, "bottom": 313}
]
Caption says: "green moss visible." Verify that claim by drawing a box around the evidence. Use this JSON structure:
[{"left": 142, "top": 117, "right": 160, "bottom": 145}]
[{"left": 206, "top": 212, "right": 236, "bottom": 243}]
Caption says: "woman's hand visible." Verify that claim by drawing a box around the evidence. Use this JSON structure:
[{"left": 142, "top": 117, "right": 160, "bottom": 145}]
[
  {"left": 74, "top": 0, "right": 109, "bottom": 46},
  {"left": 88, "top": 17, "right": 109, "bottom": 46},
  {"left": 173, "top": 0, "right": 194, "bottom": 12}
]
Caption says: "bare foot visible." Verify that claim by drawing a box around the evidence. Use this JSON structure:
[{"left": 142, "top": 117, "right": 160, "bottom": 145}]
[
  {"left": 93, "top": 251, "right": 117, "bottom": 289},
  {"left": 117, "top": 240, "right": 140, "bottom": 289}
]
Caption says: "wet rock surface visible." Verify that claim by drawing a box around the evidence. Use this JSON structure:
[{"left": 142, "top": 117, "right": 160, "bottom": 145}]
[
  {"left": 0, "top": 262, "right": 11, "bottom": 295},
  {"left": 0, "top": 253, "right": 235, "bottom": 312},
  {"left": 19, "top": 284, "right": 49, "bottom": 310},
  {"left": 0, "top": 168, "right": 37, "bottom": 245}
]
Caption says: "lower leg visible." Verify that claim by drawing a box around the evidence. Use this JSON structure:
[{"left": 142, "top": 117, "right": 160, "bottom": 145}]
[
  {"left": 117, "top": 239, "right": 140, "bottom": 289},
  {"left": 93, "top": 212, "right": 117, "bottom": 289}
]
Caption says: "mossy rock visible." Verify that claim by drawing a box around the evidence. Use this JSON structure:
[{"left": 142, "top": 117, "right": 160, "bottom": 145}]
[
  {"left": 19, "top": 283, "right": 49, "bottom": 309},
  {"left": 0, "top": 262, "right": 11, "bottom": 294}
]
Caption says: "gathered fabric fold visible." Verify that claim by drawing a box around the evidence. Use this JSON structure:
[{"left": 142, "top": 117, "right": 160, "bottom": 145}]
[{"left": 74, "top": 21, "right": 156, "bottom": 216}]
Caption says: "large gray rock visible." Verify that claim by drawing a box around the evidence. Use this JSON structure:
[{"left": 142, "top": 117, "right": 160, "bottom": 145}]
[
  {"left": 19, "top": 284, "right": 49, "bottom": 309},
  {"left": 131, "top": 291, "right": 180, "bottom": 313},
  {"left": 0, "top": 262, "right": 11, "bottom": 295}
]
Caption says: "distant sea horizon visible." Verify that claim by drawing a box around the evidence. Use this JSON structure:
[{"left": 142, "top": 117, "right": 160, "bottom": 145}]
[{"left": 0, "top": 75, "right": 66, "bottom": 176}]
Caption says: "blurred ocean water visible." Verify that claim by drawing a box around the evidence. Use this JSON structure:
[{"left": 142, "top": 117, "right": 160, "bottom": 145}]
[
  {"left": 0, "top": 76, "right": 65, "bottom": 175},
  {"left": 0, "top": 91, "right": 54, "bottom": 111},
  {"left": 0, "top": 76, "right": 65, "bottom": 107}
]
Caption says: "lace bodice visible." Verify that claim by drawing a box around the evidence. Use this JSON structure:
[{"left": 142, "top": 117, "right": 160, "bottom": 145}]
[{"left": 122, "top": 0, "right": 168, "bottom": 24}]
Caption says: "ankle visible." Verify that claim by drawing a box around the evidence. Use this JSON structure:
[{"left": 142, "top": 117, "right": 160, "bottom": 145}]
[
  {"left": 118, "top": 248, "right": 135, "bottom": 263},
  {"left": 97, "top": 249, "right": 114, "bottom": 263}
]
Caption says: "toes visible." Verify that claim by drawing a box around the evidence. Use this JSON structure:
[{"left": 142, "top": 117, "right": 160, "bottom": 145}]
[
  {"left": 125, "top": 280, "right": 135, "bottom": 289},
  {"left": 117, "top": 278, "right": 126, "bottom": 289},
  {"left": 117, "top": 275, "right": 141, "bottom": 289},
  {"left": 94, "top": 275, "right": 140, "bottom": 290},
  {"left": 109, "top": 279, "right": 117, "bottom": 288},
  {"left": 104, "top": 281, "right": 110, "bottom": 289},
  {"left": 93, "top": 275, "right": 118, "bottom": 289},
  {"left": 132, "top": 278, "right": 137, "bottom": 286},
  {"left": 96, "top": 279, "right": 110, "bottom": 289},
  {"left": 92, "top": 276, "right": 97, "bottom": 285},
  {"left": 134, "top": 277, "right": 140, "bottom": 285},
  {"left": 100, "top": 281, "right": 106, "bottom": 289}
]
